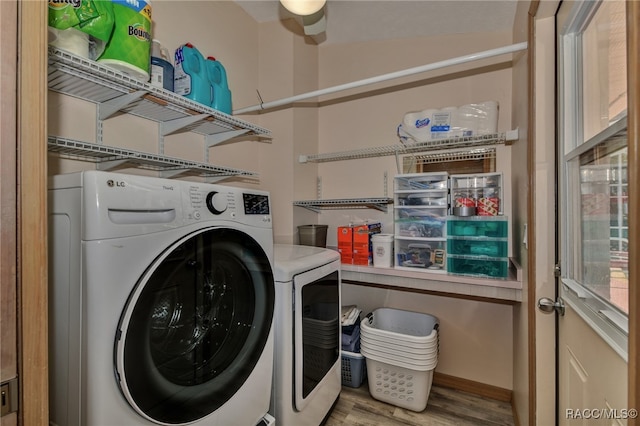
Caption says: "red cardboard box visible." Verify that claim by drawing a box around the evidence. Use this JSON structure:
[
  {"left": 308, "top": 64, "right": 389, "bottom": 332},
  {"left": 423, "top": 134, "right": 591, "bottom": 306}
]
[
  {"left": 337, "top": 226, "right": 354, "bottom": 264},
  {"left": 352, "top": 223, "right": 381, "bottom": 265}
]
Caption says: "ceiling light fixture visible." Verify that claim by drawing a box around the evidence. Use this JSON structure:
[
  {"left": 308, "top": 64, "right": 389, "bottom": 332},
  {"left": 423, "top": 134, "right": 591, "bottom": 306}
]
[{"left": 280, "top": 0, "right": 326, "bottom": 16}]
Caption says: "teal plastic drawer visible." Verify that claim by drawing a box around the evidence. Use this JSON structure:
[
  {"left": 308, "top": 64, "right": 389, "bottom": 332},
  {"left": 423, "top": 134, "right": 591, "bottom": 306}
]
[
  {"left": 446, "top": 254, "right": 509, "bottom": 278},
  {"left": 447, "top": 216, "right": 508, "bottom": 238},
  {"left": 446, "top": 236, "right": 508, "bottom": 257}
]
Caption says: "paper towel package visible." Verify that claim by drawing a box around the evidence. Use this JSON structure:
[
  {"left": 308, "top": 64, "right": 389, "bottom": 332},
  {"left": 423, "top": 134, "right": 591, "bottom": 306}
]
[
  {"left": 98, "top": 0, "right": 152, "bottom": 82},
  {"left": 398, "top": 101, "right": 499, "bottom": 143},
  {"left": 48, "top": 0, "right": 116, "bottom": 60}
]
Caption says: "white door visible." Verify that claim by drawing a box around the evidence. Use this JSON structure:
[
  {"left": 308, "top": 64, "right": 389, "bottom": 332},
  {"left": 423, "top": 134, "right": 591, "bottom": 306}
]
[{"left": 551, "top": 1, "right": 632, "bottom": 423}]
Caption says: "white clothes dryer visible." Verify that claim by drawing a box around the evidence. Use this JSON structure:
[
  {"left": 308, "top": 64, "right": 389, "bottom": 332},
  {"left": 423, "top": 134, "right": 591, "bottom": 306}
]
[
  {"left": 48, "top": 171, "right": 276, "bottom": 426},
  {"left": 270, "top": 244, "right": 342, "bottom": 426}
]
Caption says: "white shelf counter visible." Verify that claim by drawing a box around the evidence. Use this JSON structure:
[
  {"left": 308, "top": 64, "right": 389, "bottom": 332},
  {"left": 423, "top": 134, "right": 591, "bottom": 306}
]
[{"left": 340, "top": 259, "right": 522, "bottom": 303}]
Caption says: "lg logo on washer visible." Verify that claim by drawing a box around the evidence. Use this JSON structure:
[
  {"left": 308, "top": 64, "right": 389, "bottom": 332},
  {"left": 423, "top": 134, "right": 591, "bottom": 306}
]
[
  {"left": 106, "top": 180, "right": 175, "bottom": 190},
  {"left": 106, "top": 179, "right": 125, "bottom": 188}
]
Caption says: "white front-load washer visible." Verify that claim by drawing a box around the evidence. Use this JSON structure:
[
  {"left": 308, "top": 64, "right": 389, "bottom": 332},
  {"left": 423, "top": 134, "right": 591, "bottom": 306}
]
[
  {"left": 48, "top": 171, "right": 276, "bottom": 426},
  {"left": 270, "top": 244, "right": 342, "bottom": 426}
]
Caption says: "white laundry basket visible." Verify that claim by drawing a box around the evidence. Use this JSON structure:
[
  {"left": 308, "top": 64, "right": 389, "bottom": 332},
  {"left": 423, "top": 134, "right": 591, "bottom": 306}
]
[
  {"left": 360, "top": 308, "right": 439, "bottom": 412},
  {"left": 364, "top": 356, "right": 435, "bottom": 412}
]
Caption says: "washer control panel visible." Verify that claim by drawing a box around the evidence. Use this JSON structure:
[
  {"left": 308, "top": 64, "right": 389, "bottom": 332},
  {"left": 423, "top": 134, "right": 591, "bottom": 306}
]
[
  {"left": 206, "top": 191, "right": 228, "bottom": 215},
  {"left": 242, "top": 193, "right": 270, "bottom": 215},
  {"left": 185, "top": 183, "right": 271, "bottom": 227}
]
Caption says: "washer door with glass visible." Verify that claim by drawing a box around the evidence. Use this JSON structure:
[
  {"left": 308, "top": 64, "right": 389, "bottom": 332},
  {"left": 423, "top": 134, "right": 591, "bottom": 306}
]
[{"left": 115, "top": 227, "right": 274, "bottom": 425}]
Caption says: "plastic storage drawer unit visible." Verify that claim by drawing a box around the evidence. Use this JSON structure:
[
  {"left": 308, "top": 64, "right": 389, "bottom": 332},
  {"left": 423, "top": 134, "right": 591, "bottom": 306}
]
[
  {"left": 447, "top": 236, "right": 508, "bottom": 257},
  {"left": 396, "top": 208, "right": 447, "bottom": 238},
  {"left": 450, "top": 172, "right": 503, "bottom": 216},
  {"left": 395, "top": 240, "right": 445, "bottom": 269},
  {"left": 394, "top": 173, "right": 450, "bottom": 273},
  {"left": 395, "top": 173, "right": 448, "bottom": 192},
  {"left": 446, "top": 254, "right": 509, "bottom": 278},
  {"left": 447, "top": 216, "right": 508, "bottom": 238}
]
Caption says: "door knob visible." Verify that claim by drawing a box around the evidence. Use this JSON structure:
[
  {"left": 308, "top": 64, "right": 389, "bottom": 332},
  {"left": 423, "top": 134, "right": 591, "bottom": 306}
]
[{"left": 537, "top": 297, "right": 565, "bottom": 316}]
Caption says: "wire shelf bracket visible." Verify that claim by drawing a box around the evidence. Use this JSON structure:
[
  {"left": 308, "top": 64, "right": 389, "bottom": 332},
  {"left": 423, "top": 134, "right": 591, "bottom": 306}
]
[
  {"left": 206, "top": 129, "right": 252, "bottom": 148},
  {"left": 98, "top": 90, "right": 148, "bottom": 120}
]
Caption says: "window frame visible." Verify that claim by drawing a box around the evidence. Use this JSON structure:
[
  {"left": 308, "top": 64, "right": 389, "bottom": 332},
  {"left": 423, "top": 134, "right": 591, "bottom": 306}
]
[{"left": 557, "top": 0, "right": 629, "bottom": 360}]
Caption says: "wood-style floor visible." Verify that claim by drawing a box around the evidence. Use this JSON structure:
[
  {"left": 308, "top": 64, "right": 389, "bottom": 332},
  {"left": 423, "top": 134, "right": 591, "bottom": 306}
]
[{"left": 325, "top": 381, "right": 515, "bottom": 426}]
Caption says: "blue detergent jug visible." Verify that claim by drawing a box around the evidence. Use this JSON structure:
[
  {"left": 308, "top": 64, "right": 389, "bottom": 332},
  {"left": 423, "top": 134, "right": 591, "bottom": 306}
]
[
  {"left": 174, "top": 43, "right": 210, "bottom": 106},
  {"left": 205, "top": 56, "right": 232, "bottom": 114}
]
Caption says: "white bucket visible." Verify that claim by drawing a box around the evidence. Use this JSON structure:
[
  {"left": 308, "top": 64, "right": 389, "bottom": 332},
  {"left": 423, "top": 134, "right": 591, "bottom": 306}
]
[{"left": 372, "top": 234, "right": 394, "bottom": 267}]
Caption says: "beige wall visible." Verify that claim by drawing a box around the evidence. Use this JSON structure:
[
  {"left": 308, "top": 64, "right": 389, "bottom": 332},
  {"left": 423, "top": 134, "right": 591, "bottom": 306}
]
[
  {"left": 314, "top": 31, "right": 514, "bottom": 247},
  {"left": 342, "top": 284, "right": 514, "bottom": 389},
  {"left": 255, "top": 20, "right": 322, "bottom": 243},
  {"left": 314, "top": 32, "right": 517, "bottom": 389},
  {"left": 48, "top": 1, "right": 521, "bottom": 391}
]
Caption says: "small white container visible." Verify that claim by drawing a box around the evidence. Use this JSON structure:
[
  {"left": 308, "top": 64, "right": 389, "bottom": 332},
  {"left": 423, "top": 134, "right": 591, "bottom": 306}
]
[{"left": 372, "top": 234, "right": 394, "bottom": 267}]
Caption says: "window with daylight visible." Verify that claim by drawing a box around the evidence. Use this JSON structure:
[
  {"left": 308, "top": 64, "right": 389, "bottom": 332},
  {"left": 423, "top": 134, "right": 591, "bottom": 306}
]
[{"left": 559, "top": 0, "right": 629, "bottom": 354}]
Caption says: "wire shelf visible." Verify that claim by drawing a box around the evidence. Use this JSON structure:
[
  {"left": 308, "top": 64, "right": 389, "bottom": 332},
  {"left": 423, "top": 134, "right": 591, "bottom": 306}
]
[
  {"left": 410, "top": 147, "right": 497, "bottom": 166},
  {"left": 48, "top": 47, "right": 271, "bottom": 138},
  {"left": 48, "top": 137, "right": 258, "bottom": 180},
  {"left": 293, "top": 197, "right": 394, "bottom": 213},
  {"left": 299, "top": 130, "right": 517, "bottom": 164}
]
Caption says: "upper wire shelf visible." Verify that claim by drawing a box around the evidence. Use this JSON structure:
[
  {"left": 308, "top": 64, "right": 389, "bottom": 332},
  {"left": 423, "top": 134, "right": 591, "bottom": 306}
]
[
  {"left": 47, "top": 47, "right": 270, "bottom": 140},
  {"left": 299, "top": 130, "right": 518, "bottom": 164}
]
